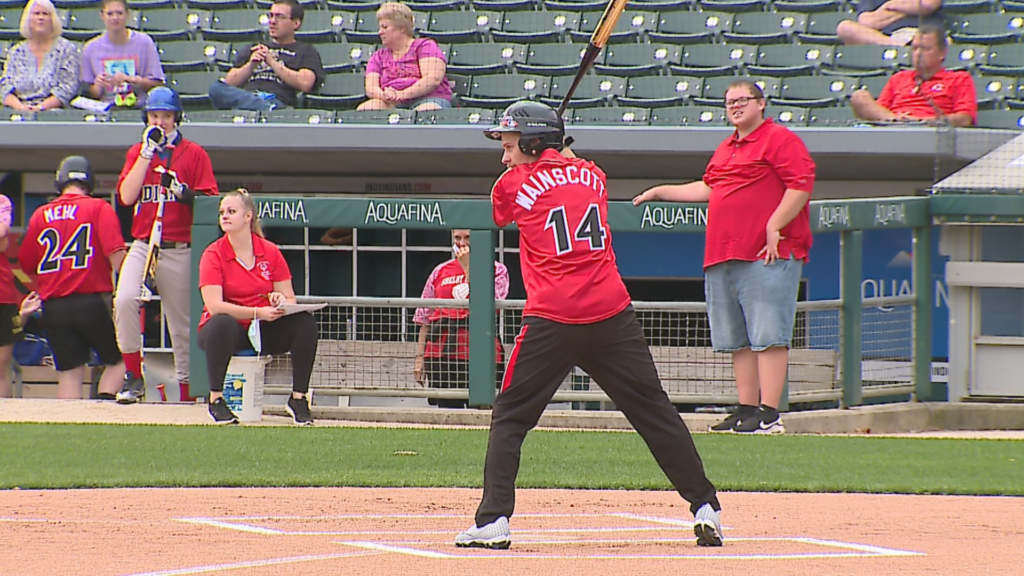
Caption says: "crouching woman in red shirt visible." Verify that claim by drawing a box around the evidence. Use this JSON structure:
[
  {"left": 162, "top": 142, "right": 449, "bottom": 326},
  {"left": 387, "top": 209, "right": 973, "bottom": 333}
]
[{"left": 197, "top": 189, "right": 317, "bottom": 425}]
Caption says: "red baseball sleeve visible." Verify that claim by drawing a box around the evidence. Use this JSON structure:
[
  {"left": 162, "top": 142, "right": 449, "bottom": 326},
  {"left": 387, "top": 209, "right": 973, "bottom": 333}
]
[
  {"left": 198, "top": 244, "right": 224, "bottom": 289},
  {"left": 767, "top": 130, "right": 816, "bottom": 195},
  {"left": 116, "top": 144, "right": 143, "bottom": 206},
  {"left": 17, "top": 214, "right": 41, "bottom": 276},
  {"left": 188, "top": 145, "right": 219, "bottom": 196},
  {"left": 491, "top": 169, "right": 516, "bottom": 228},
  {"left": 97, "top": 203, "right": 127, "bottom": 258}
]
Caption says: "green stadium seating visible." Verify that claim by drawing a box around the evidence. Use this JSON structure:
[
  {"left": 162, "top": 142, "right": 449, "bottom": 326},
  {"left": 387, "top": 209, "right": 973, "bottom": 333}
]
[
  {"left": 446, "top": 72, "right": 472, "bottom": 101},
  {"left": 700, "top": 0, "right": 764, "bottom": 12},
  {"left": 631, "top": 0, "right": 698, "bottom": 11},
  {"left": 725, "top": 11, "right": 809, "bottom": 45},
  {"left": 517, "top": 43, "right": 587, "bottom": 75},
  {"left": 255, "top": 0, "right": 322, "bottom": 8},
  {"left": 748, "top": 44, "right": 833, "bottom": 77},
  {"left": 186, "top": 0, "right": 249, "bottom": 9},
  {"left": 262, "top": 109, "right": 336, "bottom": 124},
  {"left": 941, "top": 0, "right": 996, "bottom": 13},
  {"left": 304, "top": 73, "right": 366, "bottom": 109},
  {"left": 974, "top": 75, "right": 1018, "bottom": 107},
  {"left": 618, "top": 75, "right": 704, "bottom": 107},
  {"left": 545, "top": 74, "right": 627, "bottom": 108},
  {"left": 34, "top": 109, "right": 108, "bottom": 122},
  {"left": 158, "top": 40, "right": 233, "bottom": 73},
  {"left": 594, "top": 43, "right": 683, "bottom": 77},
  {"left": 944, "top": 44, "right": 989, "bottom": 72},
  {"left": 0, "top": 9, "right": 25, "bottom": 41},
  {"left": 184, "top": 109, "right": 261, "bottom": 123},
  {"left": 128, "top": 0, "right": 177, "bottom": 8},
  {"left": 806, "top": 106, "right": 857, "bottom": 126},
  {"left": 650, "top": 105, "right": 727, "bottom": 126},
  {"left": 975, "top": 109, "right": 1024, "bottom": 130},
  {"left": 202, "top": 9, "right": 266, "bottom": 43},
  {"left": 980, "top": 43, "right": 1024, "bottom": 76},
  {"left": 460, "top": 73, "right": 550, "bottom": 108},
  {"left": 491, "top": 11, "right": 580, "bottom": 44},
  {"left": 571, "top": 10, "right": 659, "bottom": 44},
  {"left": 952, "top": 13, "right": 1024, "bottom": 43},
  {"left": 571, "top": 106, "right": 651, "bottom": 125},
  {"left": 336, "top": 108, "right": 416, "bottom": 124},
  {"left": 797, "top": 11, "right": 849, "bottom": 44},
  {"left": 853, "top": 74, "right": 890, "bottom": 96},
  {"left": 326, "top": 0, "right": 383, "bottom": 12},
  {"left": 416, "top": 107, "right": 496, "bottom": 125},
  {"left": 0, "top": 40, "right": 9, "bottom": 63},
  {"left": 764, "top": 105, "right": 810, "bottom": 126},
  {"left": 167, "top": 71, "right": 221, "bottom": 107},
  {"left": 317, "top": 42, "right": 376, "bottom": 73},
  {"left": 650, "top": 11, "right": 732, "bottom": 43},
  {"left": 773, "top": 0, "right": 844, "bottom": 13},
  {"left": 295, "top": 11, "right": 357, "bottom": 43},
  {"left": 700, "top": 75, "right": 782, "bottom": 105},
  {"left": 447, "top": 42, "right": 528, "bottom": 74},
  {"left": 671, "top": 43, "right": 757, "bottom": 77},
  {"left": 421, "top": 10, "right": 501, "bottom": 43},
  {"left": 403, "top": 0, "right": 465, "bottom": 11},
  {"left": 472, "top": 0, "right": 539, "bottom": 12},
  {"left": 66, "top": 8, "right": 141, "bottom": 42},
  {"left": 831, "top": 45, "right": 909, "bottom": 77},
  {"left": 544, "top": 0, "right": 610, "bottom": 11},
  {"left": 774, "top": 75, "right": 858, "bottom": 107},
  {"left": 140, "top": 8, "right": 212, "bottom": 41}
]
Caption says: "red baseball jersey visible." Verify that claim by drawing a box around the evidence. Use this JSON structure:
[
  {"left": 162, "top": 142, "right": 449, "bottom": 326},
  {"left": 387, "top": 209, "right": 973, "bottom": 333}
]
[
  {"left": 878, "top": 69, "right": 977, "bottom": 125},
  {"left": 198, "top": 233, "right": 292, "bottom": 329},
  {"left": 117, "top": 135, "right": 219, "bottom": 243},
  {"left": 703, "top": 118, "right": 816, "bottom": 269},
  {"left": 0, "top": 194, "right": 20, "bottom": 305},
  {"left": 492, "top": 148, "right": 631, "bottom": 324},
  {"left": 18, "top": 193, "right": 126, "bottom": 300}
]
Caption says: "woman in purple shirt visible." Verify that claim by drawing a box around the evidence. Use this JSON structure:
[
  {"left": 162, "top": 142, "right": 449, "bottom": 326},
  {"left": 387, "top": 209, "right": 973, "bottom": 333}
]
[{"left": 358, "top": 2, "right": 452, "bottom": 112}]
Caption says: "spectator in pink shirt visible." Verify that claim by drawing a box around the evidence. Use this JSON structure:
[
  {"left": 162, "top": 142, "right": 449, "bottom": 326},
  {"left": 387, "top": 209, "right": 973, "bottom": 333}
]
[{"left": 358, "top": 2, "right": 452, "bottom": 112}]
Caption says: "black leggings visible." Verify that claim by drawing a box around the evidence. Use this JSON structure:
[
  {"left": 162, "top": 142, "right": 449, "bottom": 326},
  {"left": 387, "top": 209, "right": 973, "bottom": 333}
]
[{"left": 197, "top": 313, "right": 318, "bottom": 394}]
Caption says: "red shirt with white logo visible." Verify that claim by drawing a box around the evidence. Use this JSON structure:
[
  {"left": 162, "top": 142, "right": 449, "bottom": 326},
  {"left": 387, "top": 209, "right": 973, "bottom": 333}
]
[
  {"left": 492, "top": 148, "right": 631, "bottom": 324},
  {"left": 18, "top": 194, "right": 126, "bottom": 300},
  {"left": 878, "top": 68, "right": 977, "bottom": 125},
  {"left": 198, "top": 233, "right": 291, "bottom": 329},
  {"left": 703, "top": 118, "right": 816, "bottom": 269},
  {"left": 117, "top": 135, "right": 219, "bottom": 243}
]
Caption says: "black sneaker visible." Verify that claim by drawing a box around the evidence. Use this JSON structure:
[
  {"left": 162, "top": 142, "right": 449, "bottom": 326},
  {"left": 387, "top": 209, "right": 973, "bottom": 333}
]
[
  {"left": 208, "top": 397, "right": 239, "bottom": 425},
  {"left": 116, "top": 373, "right": 145, "bottom": 404},
  {"left": 286, "top": 395, "right": 314, "bottom": 426},
  {"left": 732, "top": 406, "right": 785, "bottom": 435},
  {"left": 709, "top": 405, "right": 757, "bottom": 433}
]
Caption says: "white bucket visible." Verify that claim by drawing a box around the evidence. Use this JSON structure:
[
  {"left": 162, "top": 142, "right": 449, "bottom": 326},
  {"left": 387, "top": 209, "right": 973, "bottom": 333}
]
[{"left": 222, "top": 356, "right": 270, "bottom": 423}]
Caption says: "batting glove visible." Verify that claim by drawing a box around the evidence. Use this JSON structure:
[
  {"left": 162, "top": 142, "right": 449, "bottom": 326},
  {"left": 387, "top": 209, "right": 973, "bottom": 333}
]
[
  {"left": 140, "top": 125, "right": 165, "bottom": 159},
  {"left": 160, "top": 169, "right": 198, "bottom": 207}
]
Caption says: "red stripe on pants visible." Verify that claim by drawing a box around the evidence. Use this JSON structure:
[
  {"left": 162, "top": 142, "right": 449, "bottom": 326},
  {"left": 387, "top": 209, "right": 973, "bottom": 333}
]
[{"left": 500, "top": 323, "right": 529, "bottom": 393}]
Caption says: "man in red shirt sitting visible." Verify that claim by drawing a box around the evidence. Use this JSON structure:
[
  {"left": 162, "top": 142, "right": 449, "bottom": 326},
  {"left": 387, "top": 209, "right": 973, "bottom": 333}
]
[{"left": 850, "top": 24, "right": 976, "bottom": 127}]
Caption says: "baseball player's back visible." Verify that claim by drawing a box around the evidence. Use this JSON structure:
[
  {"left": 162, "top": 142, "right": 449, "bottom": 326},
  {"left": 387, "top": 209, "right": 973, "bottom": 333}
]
[{"left": 492, "top": 148, "right": 630, "bottom": 325}]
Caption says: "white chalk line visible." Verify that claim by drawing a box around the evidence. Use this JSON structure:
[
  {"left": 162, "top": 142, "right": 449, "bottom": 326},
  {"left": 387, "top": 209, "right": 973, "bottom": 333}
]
[{"left": 121, "top": 551, "right": 382, "bottom": 576}]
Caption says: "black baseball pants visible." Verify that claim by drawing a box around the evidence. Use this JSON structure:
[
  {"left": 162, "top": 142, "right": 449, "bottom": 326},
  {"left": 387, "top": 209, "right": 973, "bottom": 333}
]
[{"left": 475, "top": 305, "right": 720, "bottom": 527}]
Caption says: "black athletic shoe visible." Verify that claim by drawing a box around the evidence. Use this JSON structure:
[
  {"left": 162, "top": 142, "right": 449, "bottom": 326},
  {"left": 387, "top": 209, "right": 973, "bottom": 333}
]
[
  {"left": 208, "top": 397, "right": 239, "bottom": 425},
  {"left": 116, "top": 374, "right": 145, "bottom": 404},
  {"left": 709, "top": 405, "right": 758, "bottom": 433},
  {"left": 732, "top": 406, "right": 785, "bottom": 435},
  {"left": 286, "top": 395, "right": 314, "bottom": 426}
]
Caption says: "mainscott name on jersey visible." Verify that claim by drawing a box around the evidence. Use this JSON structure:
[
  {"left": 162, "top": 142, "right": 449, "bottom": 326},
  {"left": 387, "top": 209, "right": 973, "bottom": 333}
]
[
  {"left": 515, "top": 166, "right": 606, "bottom": 211},
  {"left": 364, "top": 201, "right": 445, "bottom": 226},
  {"left": 43, "top": 205, "right": 79, "bottom": 223}
]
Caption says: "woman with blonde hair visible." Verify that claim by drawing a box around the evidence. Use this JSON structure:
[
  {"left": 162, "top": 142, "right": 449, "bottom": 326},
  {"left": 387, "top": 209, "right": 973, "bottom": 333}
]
[
  {"left": 0, "top": 0, "right": 80, "bottom": 111},
  {"left": 197, "top": 190, "right": 319, "bottom": 425},
  {"left": 358, "top": 1, "right": 452, "bottom": 112}
]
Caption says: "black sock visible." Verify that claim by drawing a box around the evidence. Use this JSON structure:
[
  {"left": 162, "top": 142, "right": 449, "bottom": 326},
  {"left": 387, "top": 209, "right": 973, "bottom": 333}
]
[
  {"left": 96, "top": 393, "right": 116, "bottom": 401},
  {"left": 759, "top": 405, "right": 779, "bottom": 419},
  {"left": 737, "top": 404, "right": 759, "bottom": 416}
]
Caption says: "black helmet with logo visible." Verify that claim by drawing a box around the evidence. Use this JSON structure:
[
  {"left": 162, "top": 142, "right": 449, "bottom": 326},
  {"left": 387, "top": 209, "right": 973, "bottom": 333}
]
[
  {"left": 55, "top": 155, "right": 94, "bottom": 193},
  {"left": 484, "top": 100, "right": 565, "bottom": 156}
]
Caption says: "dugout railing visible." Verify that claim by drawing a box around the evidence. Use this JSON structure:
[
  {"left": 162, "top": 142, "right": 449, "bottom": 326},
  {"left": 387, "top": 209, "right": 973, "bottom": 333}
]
[{"left": 189, "top": 195, "right": 933, "bottom": 410}]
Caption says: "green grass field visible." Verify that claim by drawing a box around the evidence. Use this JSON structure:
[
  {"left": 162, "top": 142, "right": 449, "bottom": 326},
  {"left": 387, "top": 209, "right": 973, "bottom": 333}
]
[{"left": 1, "top": 423, "right": 1020, "bottom": 495}]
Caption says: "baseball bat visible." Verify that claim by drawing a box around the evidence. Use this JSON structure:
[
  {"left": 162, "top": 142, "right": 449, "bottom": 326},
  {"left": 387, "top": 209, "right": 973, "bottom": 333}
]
[{"left": 556, "top": 0, "right": 629, "bottom": 117}]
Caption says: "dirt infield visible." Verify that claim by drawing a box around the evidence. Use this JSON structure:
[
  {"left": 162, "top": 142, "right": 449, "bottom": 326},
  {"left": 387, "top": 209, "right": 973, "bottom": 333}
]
[{"left": 3, "top": 487, "right": 1022, "bottom": 576}]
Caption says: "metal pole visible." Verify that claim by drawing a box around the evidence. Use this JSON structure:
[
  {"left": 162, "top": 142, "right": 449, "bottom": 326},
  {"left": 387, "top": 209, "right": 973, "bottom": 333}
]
[
  {"left": 913, "top": 226, "right": 933, "bottom": 401},
  {"left": 467, "top": 230, "right": 496, "bottom": 407},
  {"left": 840, "top": 230, "right": 863, "bottom": 408}
]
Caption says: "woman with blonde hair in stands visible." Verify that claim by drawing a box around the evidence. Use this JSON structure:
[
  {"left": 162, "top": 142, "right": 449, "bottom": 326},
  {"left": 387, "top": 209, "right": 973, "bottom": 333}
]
[
  {"left": 358, "top": 1, "right": 452, "bottom": 112},
  {"left": 197, "top": 189, "right": 318, "bottom": 425},
  {"left": 0, "top": 0, "right": 80, "bottom": 111}
]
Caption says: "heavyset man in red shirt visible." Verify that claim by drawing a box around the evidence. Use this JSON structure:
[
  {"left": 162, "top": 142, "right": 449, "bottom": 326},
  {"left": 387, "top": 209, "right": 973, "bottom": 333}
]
[
  {"left": 851, "top": 24, "right": 977, "bottom": 127},
  {"left": 454, "top": 101, "right": 722, "bottom": 551},
  {"left": 635, "top": 79, "right": 816, "bottom": 435}
]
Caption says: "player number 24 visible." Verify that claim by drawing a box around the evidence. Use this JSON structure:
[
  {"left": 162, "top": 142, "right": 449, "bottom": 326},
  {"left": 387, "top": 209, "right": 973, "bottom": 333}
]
[
  {"left": 545, "top": 204, "right": 606, "bottom": 255},
  {"left": 37, "top": 224, "right": 94, "bottom": 273}
]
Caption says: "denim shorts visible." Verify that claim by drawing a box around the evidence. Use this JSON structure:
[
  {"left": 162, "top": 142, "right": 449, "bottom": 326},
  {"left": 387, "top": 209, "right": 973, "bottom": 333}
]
[
  {"left": 704, "top": 258, "right": 803, "bottom": 353},
  {"left": 395, "top": 96, "right": 451, "bottom": 110}
]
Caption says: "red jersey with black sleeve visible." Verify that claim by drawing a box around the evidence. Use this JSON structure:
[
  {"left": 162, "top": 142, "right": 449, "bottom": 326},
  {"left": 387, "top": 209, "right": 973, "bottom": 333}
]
[
  {"left": 18, "top": 194, "right": 126, "bottom": 300},
  {"left": 703, "top": 118, "right": 816, "bottom": 269},
  {"left": 117, "top": 134, "right": 219, "bottom": 243},
  {"left": 492, "top": 148, "right": 631, "bottom": 324},
  {"left": 198, "top": 233, "right": 292, "bottom": 329},
  {"left": 877, "top": 69, "right": 977, "bottom": 125}
]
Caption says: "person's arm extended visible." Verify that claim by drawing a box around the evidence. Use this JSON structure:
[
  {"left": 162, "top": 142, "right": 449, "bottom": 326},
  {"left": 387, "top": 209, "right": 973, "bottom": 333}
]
[
  {"left": 633, "top": 181, "right": 712, "bottom": 204},
  {"left": 201, "top": 285, "right": 282, "bottom": 322},
  {"left": 767, "top": 189, "right": 812, "bottom": 234}
]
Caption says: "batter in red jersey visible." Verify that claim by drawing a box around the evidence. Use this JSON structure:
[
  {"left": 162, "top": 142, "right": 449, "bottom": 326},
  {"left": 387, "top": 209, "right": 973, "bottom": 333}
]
[
  {"left": 114, "top": 86, "right": 219, "bottom": 404},
  {"left": 17, "top": 156, "right": 128, "bottom": 399},
  {"left": 454, "top": 101, "right": 722, "bottom": 551}
]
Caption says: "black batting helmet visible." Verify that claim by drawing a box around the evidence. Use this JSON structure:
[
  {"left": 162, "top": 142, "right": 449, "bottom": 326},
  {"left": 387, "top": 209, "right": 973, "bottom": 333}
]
[
  {"left": 55, "top": 155, "right": 94, "bottom": 193},
  {"left": 485, "top": 100, "right": 565, "bottom": 156}
]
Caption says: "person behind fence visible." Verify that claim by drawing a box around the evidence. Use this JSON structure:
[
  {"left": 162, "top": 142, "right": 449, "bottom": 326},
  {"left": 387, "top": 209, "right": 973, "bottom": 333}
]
[
  {"left": 114, "top": 86, "right": 218, "bottom": 405},
  {"left": 17, "top": 156, "right": 128, "bottom": 400},
  {"left": 454, "top": 101, "right": 722, "bottom": 550},
  {"left": 634, "top": 79, "right": 815, "bottom": 435},
  {"left": 209, "top": 0, "right": 325, "bottom": 112},
  {"left": 850, "top": 24, "right": 976, "bottom": 127},
  {"left": 357, "top": 2, "right": 452, "bottom": 112},
  {"left": 837, "top": 0, "right": 944, "bottom": 46},
  {"left": 80, "top": 0, "right": 165, "bottom": 110},
  {"left": 413, "top": 229, "right": 509, "bottom": 408},
  {"left": 198, "top": 190, "right": 317, "bottom": 426},
  {"left": 0, "top": 0, "right": 80, "bottom": 112}
]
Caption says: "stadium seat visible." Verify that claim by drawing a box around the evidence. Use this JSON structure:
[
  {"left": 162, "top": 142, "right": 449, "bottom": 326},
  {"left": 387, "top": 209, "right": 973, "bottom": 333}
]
[
  {"left": 594, "top": 43, "right": 683, "bottom": 77},
  {"left": 699, "top": 0, "right": 763, "bottom": 12},
  {"left": 0, "top": 40, "right": 9, "bottom": 63},
  {"left": 417, "top": 106, "right": 496, "bottom": 125},
  {"left": 304, "top": 73, "right": 367, "bottom": 109},
  {"left": 975, "top": 109, "right": 1024, "bottom": 130},
  {"left": 335, "top": 108, "right": 416, "bottom": 124},
  {"left": 774, "top": 75, "right": 857, "bottom": 107},
  {"left": 748, "top": 43, "right": 833, "bottom": 77},
  {"left": 1004, "top": 0, "right": 1024, "bottom": 11},
  {"left": 952, "top": 13, "right": 1024, "bottom": 44},
  {"left": 940, "top": 0, "right": 996, "bottom": 13},
  {"left": 326, "top": 0, "right": 383, "bottom": 12},
  {"left": 34, "top": 109, "right": 108, "bottom": 122},
  {"left": 471, "top": 0, "right": 539, "bottom": 12},
  {"left": 402, "top": 0, "right": 465, "bottom": 11},
  {"left": 806, "top": 106, "right": 857, "bottom": 126},
  {"left": 797, "top": 11, "right": 849, "bottom": 44},
  {"left": 460, "top": 73, "right": 550, "bottom": 108},
  {"left": 202, "top": 9, "right": 266, "bottom": 43},
  {"left": 0, "top": 9, "right": 26, "bottom": 41},
  {"left": 140, "top": 8, "right": 212, "bottom": 41},
  {"left": 670, "top": 43, "right": 757, "bottom": 77},
  {"left": 724, "top": 11, "right": 809, "bottom": 45},
  {"left": 618, "top": 75, "right": 704, "bottom": 107},
  {"left": 183, "top": 109, "right": 260, "bottom": 123},
  {"left": 66, "top": 8, "right": 141, "bottom": 41},
  {"left": 447, "top": 42, "right": 528, "bottom": 74},
  {"left": 853, "top": 74, "right": 890, "bottom": 96},
  {"left": 262, "top": 109, "right": 336, "bottom": 124},
  {"left": 52, "top": 0, "right": 98, "bottom": 7},
  {"left": 571, "top": 10, "right": 659, "bottom": 44},
  {"left": 773, "top": 0, "right": 844, "bottom": 13},
  {"left": 186, "top": 0, "right": 249, "bottom": 9},
  {"left": 128, "top": 0, "right": 177, "bottom": 8},
  {"left": 571, "top": 106, "right": 651, "bottom": 125},
  {"left": 421, "top": 10, "right": 501, "bottom": 43},
  {"left": 158, "top": 40, "right": 233, "bottom": 73},
  {"left": 974, "top": 75, "right": 1018, "bottom": 107},
  {"left": 491, "top": 11, "right": 581, "bottom": 44},
  {"left": 763, "top": 105, "right": 809, "bottom": 126},
  {"left": 317, "top": 43, "right": 376, "bottom": 73},
  {"left": 254, "top": 0, "right": 322, "bottom": 8},
  {"left": 167, "top": 71, "right": 222, "bottom": 108},
  {"left": 446, "top": 72, "right": 472, "bottom": 101},
  {"left": 517, "top": 43, "right": 587, "bottom": 75},
  {"left": 650, "top": 11, "right": 732, "bottom": 44},
  {"left": 544, "top": 0, "right": 611, "bottom": 11},
  {"left": 295, "top": 11, "right": 357, "bottom": 43},
  {"left": 980, "top": 43, "right": 1024, "bottom": 76},
  {"left": 649, "top": 105, "right": 727, "bottom": 126},
  {"left": 831, "top": 45, "right": 909, "bottom": 77},
  {"left": 545, "top": 74, "right": 626, "bottom": 108},
  {"left": 700, "top": 75, "right": 782, "bottom": 105},
  {"left": 0, "top": 108, "right": 33, "bottom": 122},
  {"left": 943, "top": 43, "right": 988, "bottom": 72},
  {"left": 631, "top": 0, "right": 698, "bottom": 11}
]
